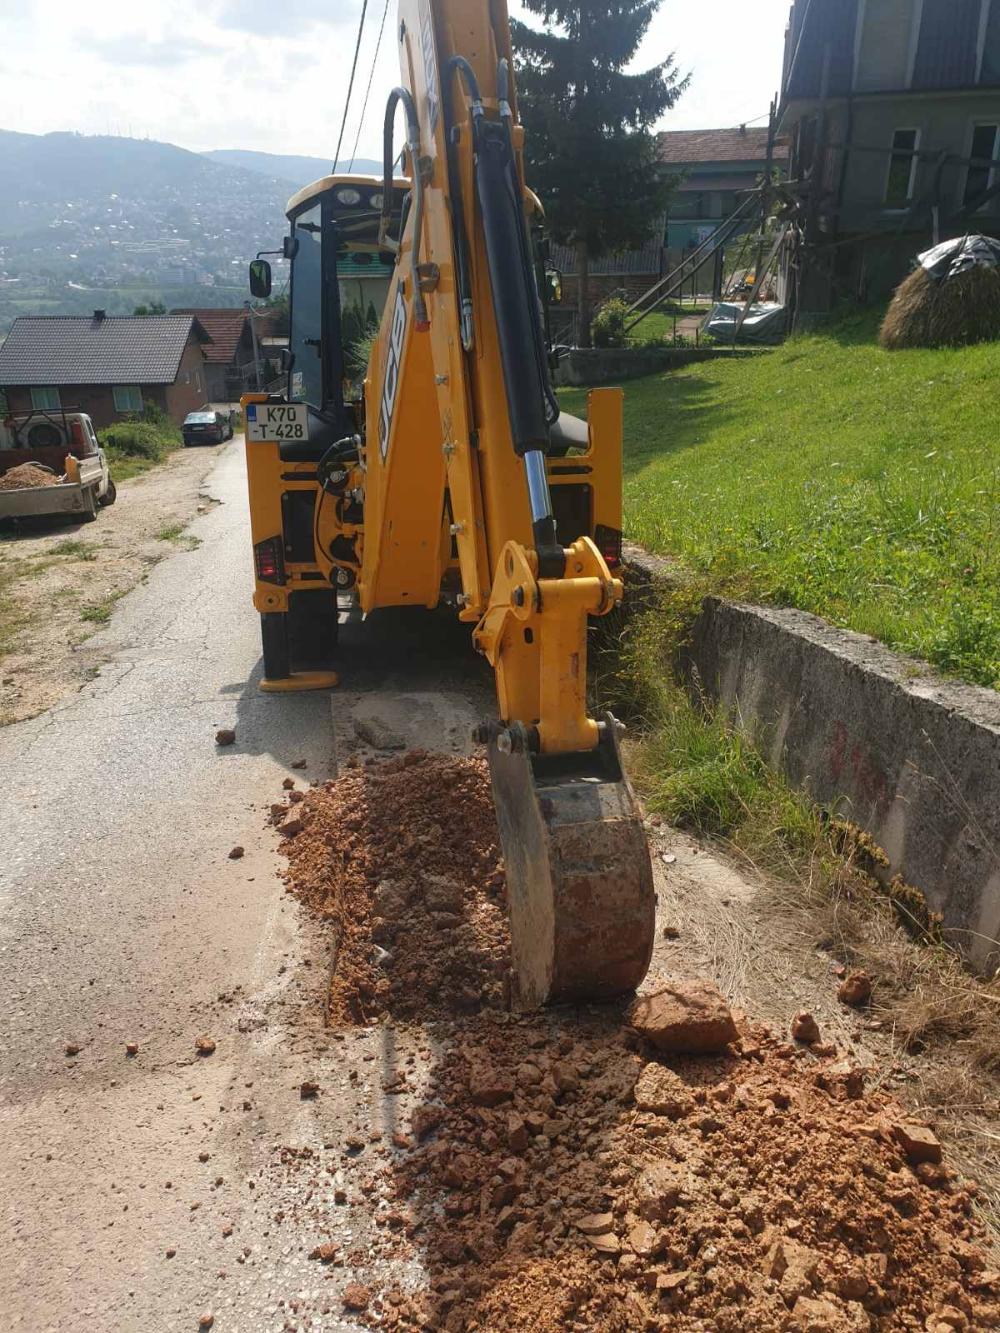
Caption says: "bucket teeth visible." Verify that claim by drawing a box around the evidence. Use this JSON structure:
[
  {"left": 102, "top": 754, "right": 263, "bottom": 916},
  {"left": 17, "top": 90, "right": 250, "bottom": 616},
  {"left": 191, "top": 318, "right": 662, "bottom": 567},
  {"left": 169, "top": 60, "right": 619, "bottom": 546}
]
[{"left": 487, "top": 719, "right": 654, "bottom": 1010}]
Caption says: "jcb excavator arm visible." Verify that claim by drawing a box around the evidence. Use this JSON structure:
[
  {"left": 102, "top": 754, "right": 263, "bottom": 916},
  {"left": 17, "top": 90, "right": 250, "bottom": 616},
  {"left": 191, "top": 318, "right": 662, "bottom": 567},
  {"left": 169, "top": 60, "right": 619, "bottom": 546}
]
[{"left": 361, "top": 0, "right": 654, "bottom": 1007}]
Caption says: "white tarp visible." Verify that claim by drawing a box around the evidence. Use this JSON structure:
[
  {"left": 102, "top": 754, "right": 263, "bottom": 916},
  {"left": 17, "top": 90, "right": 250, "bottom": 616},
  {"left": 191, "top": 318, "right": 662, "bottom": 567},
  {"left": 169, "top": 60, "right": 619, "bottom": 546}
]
[{"left": 703, "top": 301, "right": 787, "bottom": 344}]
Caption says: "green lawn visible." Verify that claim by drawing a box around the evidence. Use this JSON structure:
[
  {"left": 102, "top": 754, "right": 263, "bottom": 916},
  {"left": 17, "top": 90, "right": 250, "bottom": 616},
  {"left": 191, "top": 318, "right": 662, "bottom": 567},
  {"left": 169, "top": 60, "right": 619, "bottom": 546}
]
[
  {"left": 625, "top": 307, "right": 711, "bottom": 346},
  {"left": 563, "top": 312, "right": 1000, "bottom": 689}
]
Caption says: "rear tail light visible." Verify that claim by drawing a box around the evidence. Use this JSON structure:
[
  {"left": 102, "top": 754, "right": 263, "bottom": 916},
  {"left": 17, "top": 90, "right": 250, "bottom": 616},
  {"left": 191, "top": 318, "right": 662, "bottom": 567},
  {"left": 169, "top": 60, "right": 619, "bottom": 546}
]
[
  {"left": 254, "top": 536, "right": 285, "bottom": 584},
  {"left": 594, "top": 524, "right": 622, "bottom": 570}
]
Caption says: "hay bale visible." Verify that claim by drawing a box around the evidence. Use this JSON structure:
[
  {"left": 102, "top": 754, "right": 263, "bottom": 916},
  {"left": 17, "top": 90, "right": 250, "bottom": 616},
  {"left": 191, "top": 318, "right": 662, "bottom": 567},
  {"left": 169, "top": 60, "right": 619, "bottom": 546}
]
[{"left": 880, "top": 263, "right": 1000, "bottom": 350}]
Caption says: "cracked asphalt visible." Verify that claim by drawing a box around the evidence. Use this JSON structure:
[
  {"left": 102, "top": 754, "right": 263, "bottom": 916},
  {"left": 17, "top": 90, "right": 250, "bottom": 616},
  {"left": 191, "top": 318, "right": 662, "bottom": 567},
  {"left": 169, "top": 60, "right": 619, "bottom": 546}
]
[{"left": 0, "top": 438, "right": 498, "bottom": 1331}]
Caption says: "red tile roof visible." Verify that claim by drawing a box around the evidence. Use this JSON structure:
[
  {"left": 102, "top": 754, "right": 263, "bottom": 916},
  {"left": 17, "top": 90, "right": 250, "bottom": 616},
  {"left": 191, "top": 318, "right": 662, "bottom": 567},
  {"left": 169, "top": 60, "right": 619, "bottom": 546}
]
[
  {"left": 657, "top": 128, "right": 790, "bottom": 166},
  {"left": 171, "top": 308, "right": 249, "bottom": 364}
]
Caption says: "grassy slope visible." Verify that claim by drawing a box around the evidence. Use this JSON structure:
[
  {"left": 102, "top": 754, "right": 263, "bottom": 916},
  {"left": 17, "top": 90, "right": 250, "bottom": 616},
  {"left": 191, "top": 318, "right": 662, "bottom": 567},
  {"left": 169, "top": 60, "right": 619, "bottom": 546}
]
[{"left": 564, "top": 312, "right": 1000, "bottom": 689}]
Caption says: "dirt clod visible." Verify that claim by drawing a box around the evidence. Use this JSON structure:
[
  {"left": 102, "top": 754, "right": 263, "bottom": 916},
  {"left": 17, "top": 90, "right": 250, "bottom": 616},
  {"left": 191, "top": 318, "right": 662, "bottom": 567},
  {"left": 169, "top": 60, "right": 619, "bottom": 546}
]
[
  {"left": 228, "top": 846, "right": 244, "bottom": 860},
  {"left": 64, "top": 1042, "right": 81, "bottom": 1057},
  {"left": 300, "top": 1080, "right": 320, "bottom": 1100},
  {"left": 893, "top": 1121, "right": 943, "bottom": 1165},
  {"left": 838, "top": 971, "right": 873, "bottom": 1007},
  {"left": 792, "top": 1011, "right": 821, "bottom": 1043},
  {"left": 342, "top": 1283, "right": 371, "bottom": 1311},
  {"left": 198, "top": 1315, "right": 214, "bottom": 1330},
  {"left": 214, "top": 729, "right": 235, "bottom": 747},
  {"left": 125, "top": 1042, "right": 139, "bottom": 1057},
  {"left": 194, "top": 1036, "right": 216, "bottom": 1057},
  {"left": 628, "top": 979, "right": 738, "bottom": 1054}
]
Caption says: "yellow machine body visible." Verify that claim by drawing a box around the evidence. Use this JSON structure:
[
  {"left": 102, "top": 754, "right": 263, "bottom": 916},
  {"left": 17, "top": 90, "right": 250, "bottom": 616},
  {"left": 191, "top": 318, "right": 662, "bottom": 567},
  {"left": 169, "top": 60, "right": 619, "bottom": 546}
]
[{"left": 241, "top": 0, "right": 654, "bottom": 1007}]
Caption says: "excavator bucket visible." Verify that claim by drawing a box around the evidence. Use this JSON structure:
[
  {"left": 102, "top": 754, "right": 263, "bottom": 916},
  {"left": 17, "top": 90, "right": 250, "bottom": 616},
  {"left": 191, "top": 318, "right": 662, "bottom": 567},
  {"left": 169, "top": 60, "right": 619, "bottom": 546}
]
[{"left": 487, "top": 720, "right": 655, "bottom": 1010}]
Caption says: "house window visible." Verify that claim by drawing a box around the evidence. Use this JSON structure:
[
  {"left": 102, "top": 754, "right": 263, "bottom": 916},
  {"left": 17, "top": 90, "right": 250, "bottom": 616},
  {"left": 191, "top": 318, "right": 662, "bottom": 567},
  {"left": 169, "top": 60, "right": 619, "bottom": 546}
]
[
  {"left": 963, "top": 123, "right": 999, "bottom": 209},
  {"left": 30, "top": 386, "right": 61, "bottom": 411},
  {"left": 112, "top": 385, "right": 144, "bottom": 414},
  {"left": 885, "top": 129, "right": 919, "bottom": 208}
]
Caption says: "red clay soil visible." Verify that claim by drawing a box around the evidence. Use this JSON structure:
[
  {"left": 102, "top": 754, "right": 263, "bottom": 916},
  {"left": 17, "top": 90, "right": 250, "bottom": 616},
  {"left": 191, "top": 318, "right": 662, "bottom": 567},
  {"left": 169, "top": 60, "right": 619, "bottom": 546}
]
[
  {"left": 279, "top": 751, "right": 508, "bottom": 1024},
  {"left": 279, "top": 754, "right": 1000, "bottom": 1332}
]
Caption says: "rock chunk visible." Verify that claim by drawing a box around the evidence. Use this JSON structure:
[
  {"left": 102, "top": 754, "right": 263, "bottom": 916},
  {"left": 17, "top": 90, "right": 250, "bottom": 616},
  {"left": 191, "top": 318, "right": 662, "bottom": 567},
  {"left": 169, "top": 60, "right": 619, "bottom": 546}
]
[
  {"left": 893, "top": 1121, "right": 943, "bottom": 1165},
  {"left": 215, "top": 729, "right": 236, "bottom": 747},
  {"left": 195, "top": 1036, "right": 216, "bottom": 1057},
  {"left": 837, "top": 971, "right": 872, "bottom": 1007},
  {"left": 342, "top": 1283, "right": 371, "bottom": 1311},
  {"left": 628, "top": 979, "right": 737, "bottom": 1054},
  {"left": 791, "top": 1011, "right": 821, "bottom": 1043},
  {"left": 634, "top": 1062, "right": 693, "bottom": 1117}
]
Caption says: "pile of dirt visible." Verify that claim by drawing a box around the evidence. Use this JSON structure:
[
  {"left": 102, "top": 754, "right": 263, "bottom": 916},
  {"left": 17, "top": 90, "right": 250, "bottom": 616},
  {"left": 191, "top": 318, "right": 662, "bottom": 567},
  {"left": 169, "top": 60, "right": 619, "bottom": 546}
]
[
  {"left": 370, "top": 1013, "right": 999, "bottom": 1332},
  {"left": 0, "top": 463, "right": 61, "bottom": 490},
  {"left": 279, "top": 752, "right": 508, "bottom": 1023},
  {"left": 280, "top": 753, "right": 1000, "bottom": 1331}
]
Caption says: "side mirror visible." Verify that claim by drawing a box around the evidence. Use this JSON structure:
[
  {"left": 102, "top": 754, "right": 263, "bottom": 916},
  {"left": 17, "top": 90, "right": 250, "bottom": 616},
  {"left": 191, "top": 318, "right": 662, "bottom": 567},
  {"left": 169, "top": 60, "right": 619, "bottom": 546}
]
[
  {"left": 249, "top": 259, "right": 272, "bottom": 299},
  {"left": 546, "top": 267, "right": 563, "bottom": 306}
]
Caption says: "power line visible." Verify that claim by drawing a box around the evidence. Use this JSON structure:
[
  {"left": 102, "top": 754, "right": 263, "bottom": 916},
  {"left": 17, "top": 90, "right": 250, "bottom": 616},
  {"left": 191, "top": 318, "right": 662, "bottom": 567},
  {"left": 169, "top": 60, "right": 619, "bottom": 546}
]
[
  {"left": 349, "top": 0, "right": 391, "bottom": 171},
  {"left": 333, "top": 0, "right": 370, "bottom": 173}
]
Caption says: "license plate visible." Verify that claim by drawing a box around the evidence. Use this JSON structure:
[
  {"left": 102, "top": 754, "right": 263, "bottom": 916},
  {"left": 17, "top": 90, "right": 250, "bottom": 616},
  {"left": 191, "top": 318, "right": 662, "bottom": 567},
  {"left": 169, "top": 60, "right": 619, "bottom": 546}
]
[{"left": 245, "top": 402, "right": 309, "bottom": 443}]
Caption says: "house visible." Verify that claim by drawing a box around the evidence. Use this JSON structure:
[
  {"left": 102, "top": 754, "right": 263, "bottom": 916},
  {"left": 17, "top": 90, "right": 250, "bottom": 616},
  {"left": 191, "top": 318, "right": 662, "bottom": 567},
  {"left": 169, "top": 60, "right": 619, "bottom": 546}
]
[
  {"left": 549, "top": 234, "right": 666, "bottom": 335},
  {"left": 0, "top": 312, "right": 211, "bottom": 428},
  {"left": 171, "top": 307, "right": 260, "bottom": 402},
  {"left": 657, "top": 126, "right": 789, "bottom": 259},
  {"left": 778, "top": 0, "right": 1000, "bottom": 310}
]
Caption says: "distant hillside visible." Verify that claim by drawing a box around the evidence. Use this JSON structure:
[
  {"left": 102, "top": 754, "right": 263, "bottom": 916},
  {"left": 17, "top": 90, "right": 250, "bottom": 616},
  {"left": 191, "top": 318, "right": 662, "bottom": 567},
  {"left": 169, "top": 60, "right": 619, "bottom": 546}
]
[
  {"left": 203, "top": 148, "right": 384, "bottom": 187},
  {"left": 0, "top": 130, "right": 290, "bottom": 333}
]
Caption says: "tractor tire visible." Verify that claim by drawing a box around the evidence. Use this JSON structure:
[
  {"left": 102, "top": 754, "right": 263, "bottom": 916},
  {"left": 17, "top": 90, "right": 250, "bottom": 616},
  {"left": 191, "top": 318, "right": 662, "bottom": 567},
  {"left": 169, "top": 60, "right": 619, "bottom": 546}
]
[
  {"left": 288, "top": 589, "right": 339, "bottom": 667},
  {"left": 260, "top": 612, "right": 291, "bottom": 681}
]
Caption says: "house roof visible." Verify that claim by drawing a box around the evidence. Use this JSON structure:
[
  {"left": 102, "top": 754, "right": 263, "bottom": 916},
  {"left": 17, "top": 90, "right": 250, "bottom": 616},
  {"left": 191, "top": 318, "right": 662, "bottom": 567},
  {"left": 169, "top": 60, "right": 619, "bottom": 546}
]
[
  {"left": 171, "top": 308, "right": 249, "bottom": 364},
  {"left": 657, "top": 128, "right": 790, "bottom": 166},
  {"left": 0, "top": 315, "right": 209, "bottom": 387},
  {"left": 550, "top": 234, "right": 663, "bottom": 277}
]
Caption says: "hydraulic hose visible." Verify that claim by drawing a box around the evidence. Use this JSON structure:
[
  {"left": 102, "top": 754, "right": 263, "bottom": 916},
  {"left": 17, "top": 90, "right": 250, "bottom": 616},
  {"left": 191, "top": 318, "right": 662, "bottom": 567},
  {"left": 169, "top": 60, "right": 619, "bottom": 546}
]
[
  {"left": 443, "top": 55, "right": 485, "bottom": 352},
  {"left": 381, "top": 87, "right": 428, "bottom": 329}
]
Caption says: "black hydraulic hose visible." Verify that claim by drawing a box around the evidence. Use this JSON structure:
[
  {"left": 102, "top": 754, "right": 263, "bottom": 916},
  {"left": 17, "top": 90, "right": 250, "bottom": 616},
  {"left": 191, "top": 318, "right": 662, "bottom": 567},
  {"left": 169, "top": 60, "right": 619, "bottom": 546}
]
[
  {"left": 443, "top": 56, "right": 485, "bottom": 352},
  {"left": 381, "top": 87, "right": 428, "bottom": 328},
  {"left": 497, "top": 56, "right": 560, "bottom": 426}
]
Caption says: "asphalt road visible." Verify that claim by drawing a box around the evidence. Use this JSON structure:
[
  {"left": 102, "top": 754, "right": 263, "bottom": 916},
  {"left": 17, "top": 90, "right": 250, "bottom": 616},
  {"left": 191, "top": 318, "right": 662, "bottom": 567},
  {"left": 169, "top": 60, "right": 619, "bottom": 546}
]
[{"left": 0, "top": 437, "right": 497, "bottom": 1331}]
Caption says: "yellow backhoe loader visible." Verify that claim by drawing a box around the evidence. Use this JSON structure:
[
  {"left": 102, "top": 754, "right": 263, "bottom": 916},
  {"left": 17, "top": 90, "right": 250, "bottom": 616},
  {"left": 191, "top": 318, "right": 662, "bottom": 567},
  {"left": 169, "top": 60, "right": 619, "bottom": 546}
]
[{"left": 243, "top": 0, "right": 654, "bottom": 1009}]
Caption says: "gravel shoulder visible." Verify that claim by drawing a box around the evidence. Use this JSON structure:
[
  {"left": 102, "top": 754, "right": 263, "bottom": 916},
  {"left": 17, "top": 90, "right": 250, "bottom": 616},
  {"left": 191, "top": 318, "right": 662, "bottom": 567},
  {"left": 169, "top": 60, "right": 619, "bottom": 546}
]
[{"left": 0, "top": 441, "right": 229, "bottom": 725}]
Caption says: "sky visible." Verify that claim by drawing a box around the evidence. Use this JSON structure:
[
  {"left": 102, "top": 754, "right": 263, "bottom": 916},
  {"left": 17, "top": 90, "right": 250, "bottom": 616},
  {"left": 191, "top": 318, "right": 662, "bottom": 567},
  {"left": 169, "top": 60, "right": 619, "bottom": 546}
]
[{"left": 0, "top": 0, "right": 792, "bottom": 161}]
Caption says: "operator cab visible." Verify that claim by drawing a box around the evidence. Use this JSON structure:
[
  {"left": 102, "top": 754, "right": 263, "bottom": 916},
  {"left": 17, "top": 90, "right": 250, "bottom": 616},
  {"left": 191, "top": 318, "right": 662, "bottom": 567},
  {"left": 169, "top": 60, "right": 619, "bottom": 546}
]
[{"left": 249, "top": 174, "right": 408, "bottom": 461}]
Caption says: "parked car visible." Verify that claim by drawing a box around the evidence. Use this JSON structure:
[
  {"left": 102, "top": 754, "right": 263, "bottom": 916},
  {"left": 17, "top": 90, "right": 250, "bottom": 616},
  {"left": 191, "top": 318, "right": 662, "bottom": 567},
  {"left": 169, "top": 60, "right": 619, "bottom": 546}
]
[{"left": 182, "top": 410, "right": 233, "bottom": 446}]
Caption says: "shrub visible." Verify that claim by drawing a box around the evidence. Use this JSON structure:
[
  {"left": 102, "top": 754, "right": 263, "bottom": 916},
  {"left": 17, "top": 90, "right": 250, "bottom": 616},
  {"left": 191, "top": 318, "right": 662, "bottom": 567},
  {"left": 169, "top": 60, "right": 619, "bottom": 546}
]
[
  {"left": 591, "top": 297, "right": 629, "bottom": 348},
  {"left": 99, "top": 422, "right": 169, "bottom": 460}
]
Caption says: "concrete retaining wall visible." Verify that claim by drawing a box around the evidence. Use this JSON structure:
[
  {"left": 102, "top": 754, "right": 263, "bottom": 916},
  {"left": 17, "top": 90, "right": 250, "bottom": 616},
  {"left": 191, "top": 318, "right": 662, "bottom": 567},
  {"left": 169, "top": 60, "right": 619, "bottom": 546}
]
[{"left": 678, "top": 597, "right": 1000, "bottom": 972}]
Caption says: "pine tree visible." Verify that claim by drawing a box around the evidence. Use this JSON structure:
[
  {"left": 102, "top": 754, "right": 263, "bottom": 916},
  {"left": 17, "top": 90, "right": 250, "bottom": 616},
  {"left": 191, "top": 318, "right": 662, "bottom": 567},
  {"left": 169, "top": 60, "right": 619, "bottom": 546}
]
[{"left": 512, "top": 0, "right": 688, "bottom": 345}]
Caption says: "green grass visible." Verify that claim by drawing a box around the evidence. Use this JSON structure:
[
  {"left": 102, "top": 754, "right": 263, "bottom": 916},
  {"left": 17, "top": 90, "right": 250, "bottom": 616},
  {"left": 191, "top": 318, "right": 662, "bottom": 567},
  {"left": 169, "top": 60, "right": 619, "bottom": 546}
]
[
  {"left": 564, "top": 310, "right": 1000, "bottom": 689},
  {"left": 156, "top": 522, "right": 186, "bottom": 543},
  {"left": 626, "top": 307, "right": 710, "bottom": 346},
  {"left": 100, "top": 414, "right": 182, "bottom": 483},
  {"left": 51, "top": 540, "right": 98, "bottom": 561},
  {"left": 79, "top": 596, "right": 120, "bottom": 624}
]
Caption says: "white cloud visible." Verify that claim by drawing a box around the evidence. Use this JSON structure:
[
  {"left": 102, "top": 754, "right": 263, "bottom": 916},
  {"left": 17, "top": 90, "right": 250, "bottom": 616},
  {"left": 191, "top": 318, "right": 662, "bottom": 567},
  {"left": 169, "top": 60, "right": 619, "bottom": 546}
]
[{"left": 3, "top": 0, "right": 791, "bottom": 160}]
